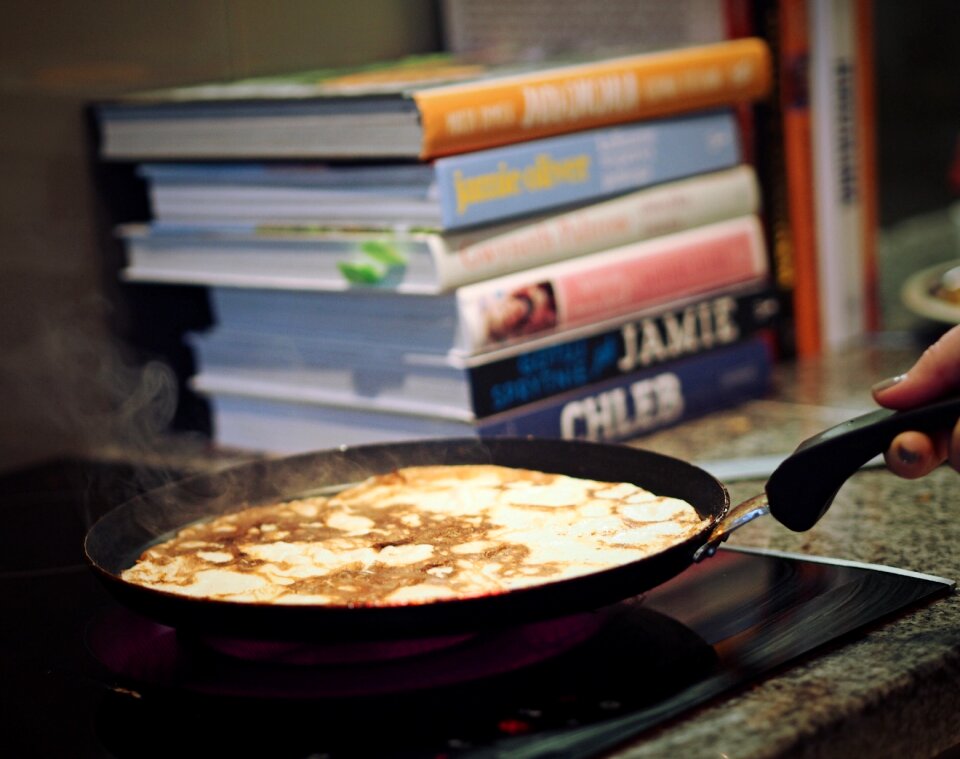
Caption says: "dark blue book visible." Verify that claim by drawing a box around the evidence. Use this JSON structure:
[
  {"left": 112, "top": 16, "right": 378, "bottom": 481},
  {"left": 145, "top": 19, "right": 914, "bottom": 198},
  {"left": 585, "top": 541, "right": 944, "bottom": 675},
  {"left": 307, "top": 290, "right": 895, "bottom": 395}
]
[
  {"left": 198, "top": 337, "right": 772, "bottom": 454},
  {"left": 478, "top": 336, "right": 772, "bottom": 440}
]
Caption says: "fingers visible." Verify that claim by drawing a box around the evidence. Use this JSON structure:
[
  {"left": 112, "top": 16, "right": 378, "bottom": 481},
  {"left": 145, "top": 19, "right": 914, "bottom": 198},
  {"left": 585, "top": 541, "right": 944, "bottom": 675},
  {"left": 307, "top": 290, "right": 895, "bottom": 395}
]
[
  {"left": 872, "top": 325, "right": 960, "bottom": 409},
  {"left": 950, "top": 418, "right": 960, "bottom": 473},
  {"left": 871, "top": 326, "right": 960, "bottom": 478},
  {"left": 883, "top": 431, "right": 947, "bottom": 479},
  {"left": 882, "top": 420, "right": 960, "bottom": 478}
]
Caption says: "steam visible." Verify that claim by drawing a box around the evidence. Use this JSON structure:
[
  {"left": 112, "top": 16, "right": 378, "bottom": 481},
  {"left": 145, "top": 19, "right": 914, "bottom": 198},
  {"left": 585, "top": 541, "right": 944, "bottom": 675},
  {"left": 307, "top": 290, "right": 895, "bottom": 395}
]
[
  {"left": 0, "top": 285, "right": 206, "bottom": 522},
  {"left": 19, "top": 311, "right": 180, "bottom": 454},
  {"left": 88, "top": 354, "right": 180, "bottom": 449}
]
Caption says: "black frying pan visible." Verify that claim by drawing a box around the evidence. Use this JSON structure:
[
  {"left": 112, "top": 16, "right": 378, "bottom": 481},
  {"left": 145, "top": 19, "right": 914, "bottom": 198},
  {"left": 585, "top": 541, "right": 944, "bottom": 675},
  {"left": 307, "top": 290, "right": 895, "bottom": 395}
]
[{"left": 84, "top": 397, "right": 960, "bottom": 641}]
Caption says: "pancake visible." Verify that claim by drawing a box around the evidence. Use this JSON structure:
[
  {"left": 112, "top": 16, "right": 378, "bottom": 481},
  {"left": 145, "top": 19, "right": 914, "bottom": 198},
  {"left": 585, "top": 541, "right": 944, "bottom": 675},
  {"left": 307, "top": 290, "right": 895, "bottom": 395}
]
[{"left": 120, "top": 464, "right": 708, "bottom": 606}]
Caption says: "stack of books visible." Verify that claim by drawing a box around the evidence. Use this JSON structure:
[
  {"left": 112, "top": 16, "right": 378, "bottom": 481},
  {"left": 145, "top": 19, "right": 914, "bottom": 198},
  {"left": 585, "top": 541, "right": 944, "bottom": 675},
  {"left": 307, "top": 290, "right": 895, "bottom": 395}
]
[{"left": 96, "top": 39, "right": 779, "bottom": 454}]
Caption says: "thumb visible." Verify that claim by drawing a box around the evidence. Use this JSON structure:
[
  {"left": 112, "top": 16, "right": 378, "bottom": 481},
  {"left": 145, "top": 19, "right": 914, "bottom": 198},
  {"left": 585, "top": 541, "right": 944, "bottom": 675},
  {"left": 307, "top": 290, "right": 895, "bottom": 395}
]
[{"left": 873, "top": 325, "right": 960, "bottom": 409}]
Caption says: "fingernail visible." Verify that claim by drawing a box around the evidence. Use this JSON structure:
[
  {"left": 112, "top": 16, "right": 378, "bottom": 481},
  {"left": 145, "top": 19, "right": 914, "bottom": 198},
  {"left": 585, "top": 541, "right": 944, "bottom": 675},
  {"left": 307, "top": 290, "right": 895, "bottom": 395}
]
[
  {"left": 872, "top": 374, "right": 907, "bottom": 394},
  {"left": 897, "top": 443, "right": 922, "bottom": 465}
]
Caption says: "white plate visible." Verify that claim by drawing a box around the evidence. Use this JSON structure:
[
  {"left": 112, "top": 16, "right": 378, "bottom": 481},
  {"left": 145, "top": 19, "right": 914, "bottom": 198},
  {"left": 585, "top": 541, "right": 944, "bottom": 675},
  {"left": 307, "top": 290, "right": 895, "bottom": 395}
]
[{"left": 901, "top": 259, "right": 960, "bottom": 324}]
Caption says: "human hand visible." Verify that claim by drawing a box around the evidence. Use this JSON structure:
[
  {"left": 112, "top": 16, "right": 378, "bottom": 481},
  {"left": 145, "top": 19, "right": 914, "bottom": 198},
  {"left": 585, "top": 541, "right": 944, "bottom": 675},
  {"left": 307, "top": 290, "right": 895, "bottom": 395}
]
[{"left": 871, "top": 324, "right": 960, "bottom": 478}]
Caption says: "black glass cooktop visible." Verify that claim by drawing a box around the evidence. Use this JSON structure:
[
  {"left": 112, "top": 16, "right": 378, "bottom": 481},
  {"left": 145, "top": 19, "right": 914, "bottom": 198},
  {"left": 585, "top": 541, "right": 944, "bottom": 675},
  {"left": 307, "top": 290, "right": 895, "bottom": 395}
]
[{"left": 0, "top": 459, "right": 953, "bottom": 758}]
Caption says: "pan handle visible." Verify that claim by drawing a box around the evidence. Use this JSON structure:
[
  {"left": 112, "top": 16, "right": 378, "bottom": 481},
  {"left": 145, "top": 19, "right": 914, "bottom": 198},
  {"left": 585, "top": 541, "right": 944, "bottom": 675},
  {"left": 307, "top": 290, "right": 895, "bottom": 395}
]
[
  {"left": 693, "top": 492, "right": 769, "bottom": 562},
  {"left": 766, "top": 395, "right": 960, "bottom": 532}
]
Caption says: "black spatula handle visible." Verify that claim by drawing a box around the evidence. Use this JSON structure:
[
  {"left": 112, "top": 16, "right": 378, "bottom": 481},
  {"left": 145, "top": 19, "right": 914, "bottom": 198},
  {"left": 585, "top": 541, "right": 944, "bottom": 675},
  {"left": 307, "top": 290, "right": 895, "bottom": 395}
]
[{"left": 766, "top": 396, "right": 960, "bottom": 531}]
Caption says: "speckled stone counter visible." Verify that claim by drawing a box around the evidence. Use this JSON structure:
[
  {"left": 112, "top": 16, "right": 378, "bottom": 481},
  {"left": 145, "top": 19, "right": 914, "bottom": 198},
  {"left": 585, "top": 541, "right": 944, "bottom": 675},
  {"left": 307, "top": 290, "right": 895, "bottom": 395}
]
[{"left": 613, "top": 335, "right": 960, "bottom": 758}]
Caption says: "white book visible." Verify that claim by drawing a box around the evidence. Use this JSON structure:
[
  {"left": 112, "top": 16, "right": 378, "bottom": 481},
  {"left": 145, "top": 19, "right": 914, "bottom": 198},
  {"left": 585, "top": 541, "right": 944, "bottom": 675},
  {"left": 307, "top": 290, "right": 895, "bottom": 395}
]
[
  {"left": 808, "top": 0, "right": 870, "bottom": 348},
  {"left": 120, "top": 166, "right": 760, "bottom": 295}
]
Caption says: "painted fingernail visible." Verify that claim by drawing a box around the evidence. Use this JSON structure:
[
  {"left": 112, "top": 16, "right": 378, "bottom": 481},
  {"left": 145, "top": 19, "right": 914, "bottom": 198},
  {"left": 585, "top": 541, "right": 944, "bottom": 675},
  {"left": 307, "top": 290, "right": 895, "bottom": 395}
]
[
  {"left": 872, "top": 374, "right": 907, "bottom": 394},
  {"left": 897, "top": 443, "right": 922, "bottom": 465}
]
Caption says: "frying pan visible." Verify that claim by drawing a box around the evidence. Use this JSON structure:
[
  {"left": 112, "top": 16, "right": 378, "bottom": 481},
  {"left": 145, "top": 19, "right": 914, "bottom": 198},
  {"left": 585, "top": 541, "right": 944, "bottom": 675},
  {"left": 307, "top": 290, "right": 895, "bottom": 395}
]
[{"left": 84, "top": 397, "right": 960, "bottom": 641}]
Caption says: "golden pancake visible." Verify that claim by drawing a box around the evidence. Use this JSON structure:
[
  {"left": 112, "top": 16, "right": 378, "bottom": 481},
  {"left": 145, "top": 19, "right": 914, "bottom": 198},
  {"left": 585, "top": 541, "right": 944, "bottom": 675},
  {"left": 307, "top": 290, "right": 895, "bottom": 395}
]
[{"left": 120, "top": 464, "right": 707, "bottom": 606}]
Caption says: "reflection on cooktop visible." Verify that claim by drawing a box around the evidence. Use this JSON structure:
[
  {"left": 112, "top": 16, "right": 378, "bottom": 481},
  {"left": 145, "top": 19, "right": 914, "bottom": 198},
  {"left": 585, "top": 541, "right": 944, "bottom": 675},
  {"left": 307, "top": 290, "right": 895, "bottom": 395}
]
[{"left": 93, "top": 600, "right": 715, "bottom": 758}]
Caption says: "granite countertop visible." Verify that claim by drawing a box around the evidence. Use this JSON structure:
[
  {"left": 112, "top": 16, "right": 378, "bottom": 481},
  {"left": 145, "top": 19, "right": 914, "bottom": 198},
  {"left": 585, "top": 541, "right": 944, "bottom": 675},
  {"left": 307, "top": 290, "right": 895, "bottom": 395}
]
[{"left": 613, "top": 335, "right": 960, "bottom": 758}]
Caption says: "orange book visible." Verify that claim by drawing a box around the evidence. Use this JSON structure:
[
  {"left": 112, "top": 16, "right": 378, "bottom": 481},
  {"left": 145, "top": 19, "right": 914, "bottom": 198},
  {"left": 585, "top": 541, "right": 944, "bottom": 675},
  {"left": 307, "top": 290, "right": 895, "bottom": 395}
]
[
  {"left": 99, "top": 39, "right": 772, "bottom": 161},
  {"left": 854, "top": 0, "right": 879, "bottom": 332},
  {"left": 778, "top": 0, "right": 821, "bottom": 356},
  {"left": 415, "top": 37, "right": 773, "bottom": 158}
]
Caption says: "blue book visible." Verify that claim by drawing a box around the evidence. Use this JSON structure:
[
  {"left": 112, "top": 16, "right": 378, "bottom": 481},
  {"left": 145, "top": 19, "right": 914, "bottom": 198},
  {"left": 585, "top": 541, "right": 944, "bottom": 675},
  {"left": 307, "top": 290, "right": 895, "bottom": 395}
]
[
  {"left": 434, "top": 109, "right": 741, "bottom": 229},
  {"left": 478, "top": 337, "right": 771, "bottom": 440},
  {"left": 138, "top": 109, "right": 741, "bottom": 231},
  {"left": 200, "top": 338, "right": 771, "bottom": 454}
]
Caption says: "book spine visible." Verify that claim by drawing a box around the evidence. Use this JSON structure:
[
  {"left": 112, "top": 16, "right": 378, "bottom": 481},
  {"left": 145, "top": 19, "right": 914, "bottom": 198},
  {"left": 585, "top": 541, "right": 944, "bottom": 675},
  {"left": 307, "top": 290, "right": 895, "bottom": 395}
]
[
  {"left": 433, "top": 110, "right": 742, "bottom": 230},
  {"left": 468, "top": 285, "right": 778, "bottom": 417},
  {"left": 477, "top": 337, "right": 771, "bottom": 442},
  {"left": 853, "top": 0, "right": 879, "bottom": 333},
  {"left": 455, "top": 214, "right": 769, "bottom": 353},
  {"left": 413, "top": 37, "right": 773, "bottom": 158},
  {"left": 779, "top": 0, "right": 822, "bottom": 356},
  {"left": 434, "top": 165, "right": 760, "bottom": 289},
  {"left": 808, "top": 0, "right": 870, "bottom": 348}
]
